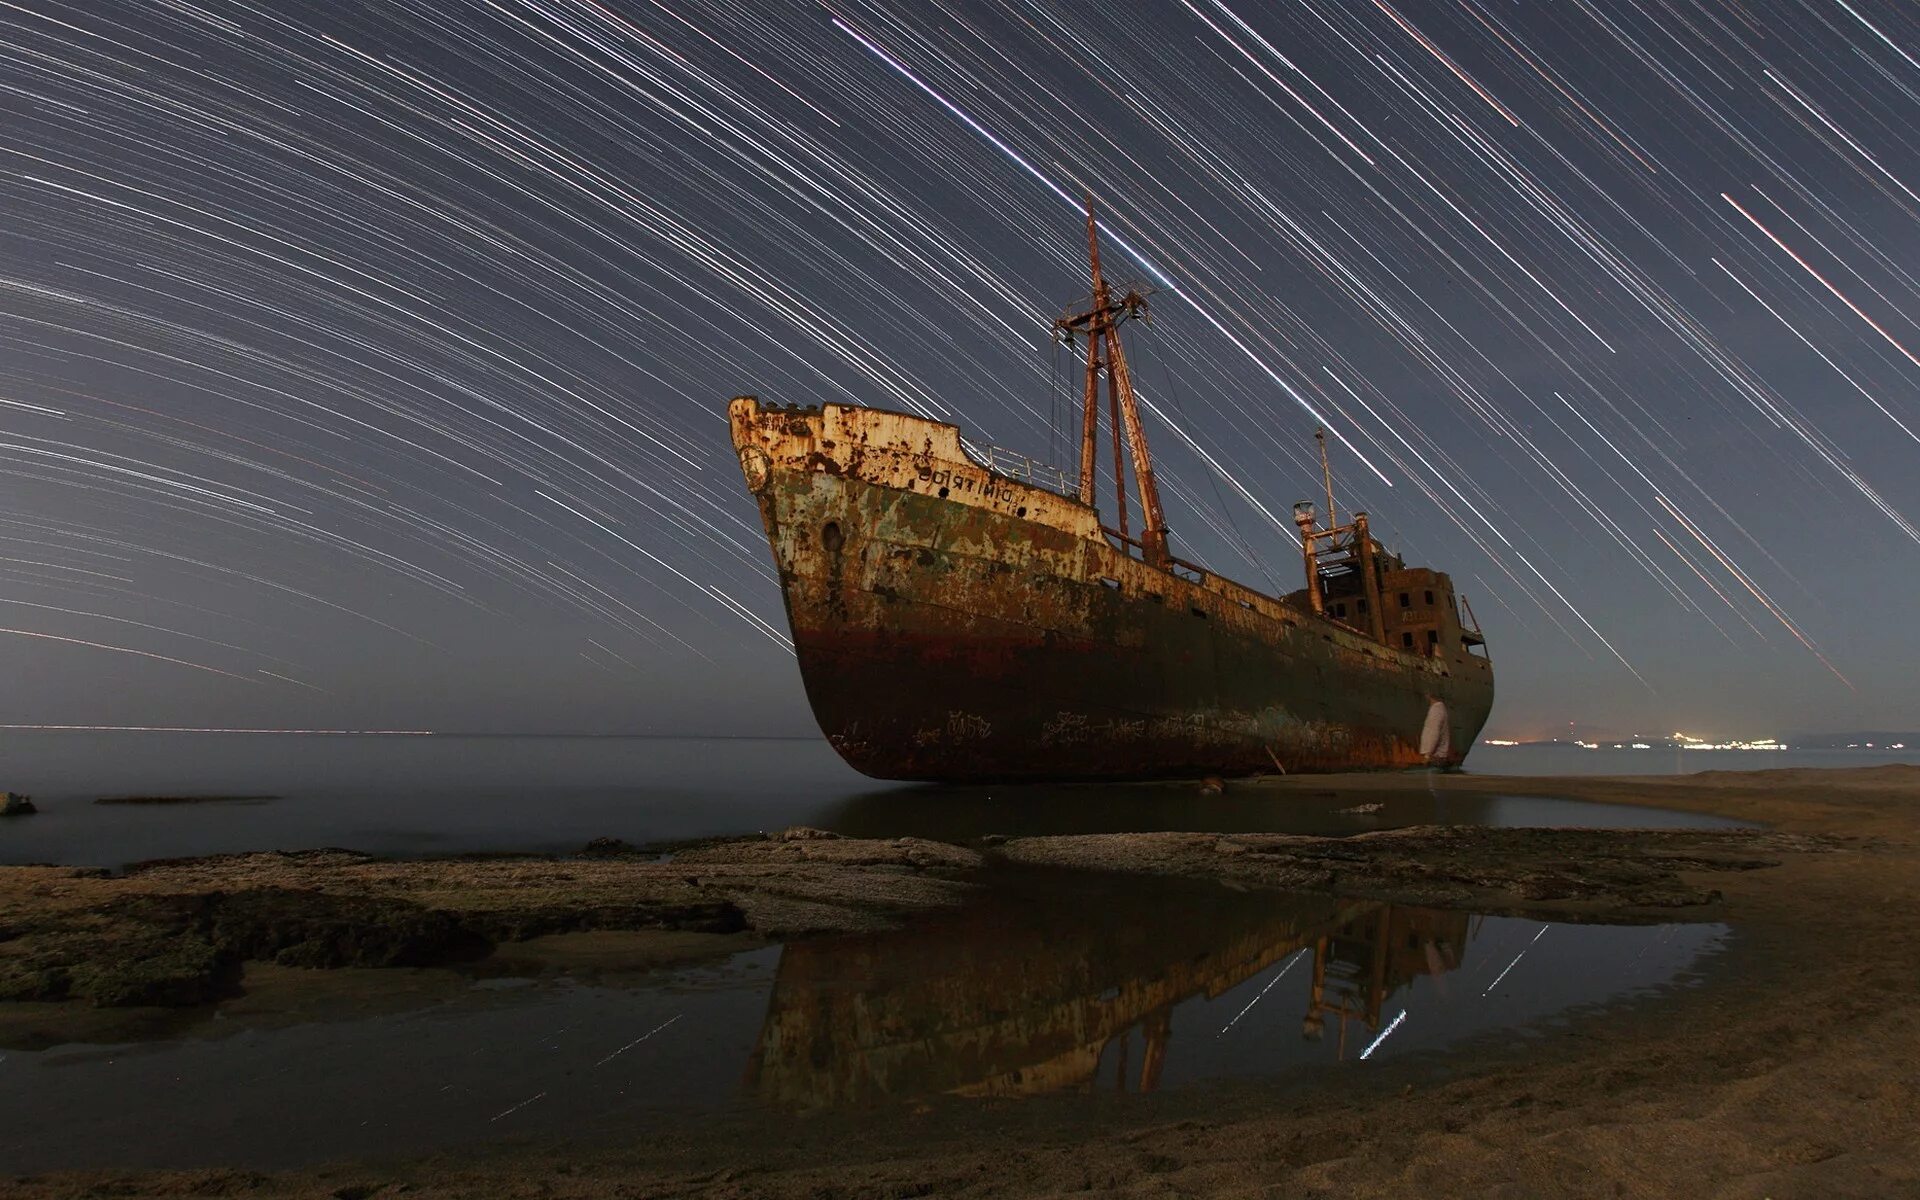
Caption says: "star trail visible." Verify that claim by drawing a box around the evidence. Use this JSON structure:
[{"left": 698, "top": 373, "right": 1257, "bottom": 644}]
[{"left": 2, "top": 0, "right": 1917, "bottom": 736}]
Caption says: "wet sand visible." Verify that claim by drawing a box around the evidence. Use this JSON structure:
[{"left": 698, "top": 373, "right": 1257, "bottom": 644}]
[{"left": 6, "top": 765, "right": 1918, "bottom": 1197}]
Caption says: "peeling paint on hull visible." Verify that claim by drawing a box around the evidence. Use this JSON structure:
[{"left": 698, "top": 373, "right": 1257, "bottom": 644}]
[{"left": 731, "top": 398, "right": 1494, "bottom": 783}]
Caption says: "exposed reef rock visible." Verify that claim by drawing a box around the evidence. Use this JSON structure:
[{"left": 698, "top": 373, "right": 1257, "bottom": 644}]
[
  {"left": 0, "top": 823, "right": 1797, "bottom": 1009},
  {"left": 0, "top": 838, "right": 979, "bottom": 1008},
  {"left": 993, "top": 824, "right": 1829, "bottom": 918}
]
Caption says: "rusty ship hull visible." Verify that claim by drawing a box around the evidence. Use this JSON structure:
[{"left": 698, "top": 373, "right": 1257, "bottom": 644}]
[{"left": 731, "top": 398, "right": 1494, "bottom": 782}]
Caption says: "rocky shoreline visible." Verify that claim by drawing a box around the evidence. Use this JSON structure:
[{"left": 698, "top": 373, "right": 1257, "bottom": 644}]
[
  {"left": 0, "top": 834, "right": 979, "bottom": 1011},
  {"left": 2, "top": 817, "right": 1813, "bottom": 1016}
]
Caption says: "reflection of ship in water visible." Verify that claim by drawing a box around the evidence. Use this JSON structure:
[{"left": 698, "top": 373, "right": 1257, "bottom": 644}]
[
  {"left": 745, "top": 871, "right": 1474, "bottom": 1108},
  {"left": 1305, "top": 905, "right": 1472, "bottom": 1059}
]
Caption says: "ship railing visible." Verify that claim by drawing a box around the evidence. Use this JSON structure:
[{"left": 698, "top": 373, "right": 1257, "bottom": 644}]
[
  {"left": 969, "top": 442, "right": 1075, "bottom": 497},
  {"left": 1102, "top": 524, "right": 1305, "bottom": 617},
  {"left": 1168, "top": 555, "right": 1209, "bottom": 585},
  {"left": 1172, "top": 554, "right": 1314, "bottom": 625},
  {"left": 1458, "top": 594, "right": 1490, "bottom": 657}
]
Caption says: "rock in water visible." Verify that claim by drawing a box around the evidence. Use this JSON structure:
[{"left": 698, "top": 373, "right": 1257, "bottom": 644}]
[
  {"left": 776, "top": 826, "right": 843, "bottom": 841},
  {"left": 1337, "top": 802, "right": 1385, "bottom": 814},
  {"left": 0, "top": 792, "right": 34, "bottom": 816}
]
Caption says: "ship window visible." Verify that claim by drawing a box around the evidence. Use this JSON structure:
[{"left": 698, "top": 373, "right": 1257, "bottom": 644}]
[
  {"left": 1424, "top": 589, "right": 1434, "bottom": 605},
  {"left": 1398, "top": 592, "right": 1410, "bottom": 608},
  {"left": 1401, "top": 632, "right": 1414, "bottom": 648},
  {"left": 1427, "top": 630, "right": 1439, "bottom": 652},
  {"left": 1357, "top": 597, "right": 1368, "bottom": 613},
  {"left": 1191, "top": 606, "right": 1208, "bottom": 619},
  {"left": 1334, "top": 603, "right": 1346, "bottom": 617},
  {"left": 821, "top": 522, "right": 843, "bottom": 553},
  {"left": 1099, "top": 576, "right": 1121, "bottom": 590}
]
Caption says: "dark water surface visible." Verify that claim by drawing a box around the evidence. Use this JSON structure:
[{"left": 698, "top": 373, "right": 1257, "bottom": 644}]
[
  {"left": 0, "top": 732, "right": 1761, "bottom": 867},
  {"left": 0, "top": 868, "right": 1726, "bottom": 1174}
]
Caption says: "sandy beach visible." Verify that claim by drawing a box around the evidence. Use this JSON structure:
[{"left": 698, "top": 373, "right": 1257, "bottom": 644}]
[{"left": 5, "top": 764, "right": 1917, "bottom": 1198}]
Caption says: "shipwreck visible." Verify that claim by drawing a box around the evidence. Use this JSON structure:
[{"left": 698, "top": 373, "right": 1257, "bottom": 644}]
[{"left": 730, "top": 200, "right": 1493, "bottom": 781}]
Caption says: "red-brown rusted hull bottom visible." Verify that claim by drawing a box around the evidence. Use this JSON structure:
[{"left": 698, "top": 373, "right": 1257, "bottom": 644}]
[{"left": 795, "top": 620, "right": 1485, "bottom": 782}]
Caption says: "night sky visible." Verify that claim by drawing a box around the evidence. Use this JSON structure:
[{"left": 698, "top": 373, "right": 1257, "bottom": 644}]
[{"left": 3, "top": 0, "right": 1917, "bottom": 741}]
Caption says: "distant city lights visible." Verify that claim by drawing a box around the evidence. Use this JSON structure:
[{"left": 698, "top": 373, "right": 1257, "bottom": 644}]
[
  {"left": 1672, "top": 733, "right": 1786, "bottom": 751},
  {"left": 1484, "top": 732, "right": 1800, "bottom": 751}
]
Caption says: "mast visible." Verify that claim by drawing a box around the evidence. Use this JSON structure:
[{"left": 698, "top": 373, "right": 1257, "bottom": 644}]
[
  {"left": 1316, "top": 429, "right": 1335, "bottom": 530},
  {"left": 1109, "top": 378, "right": 1131, "bottom": 541},
  {"left": 1052, "top": 197, "right": 1168, "bottom": 567},
  {"left": 1078, "top": 299, "right": 1100, "bottom": 506}
]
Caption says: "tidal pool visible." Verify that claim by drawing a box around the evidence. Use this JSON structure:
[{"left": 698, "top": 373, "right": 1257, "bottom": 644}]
[{"left": 0, "top": 869, "right": 1726, "bottom": 1174}]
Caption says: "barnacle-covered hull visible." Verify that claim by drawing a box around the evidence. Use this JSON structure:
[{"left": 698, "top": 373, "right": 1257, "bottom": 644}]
[{"left": 730, "top": 397, "right": 1494, "bottom": 783}]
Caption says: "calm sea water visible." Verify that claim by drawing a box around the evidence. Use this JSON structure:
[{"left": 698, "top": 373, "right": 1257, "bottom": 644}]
[{"left": 0, "top": 732, "right": 1806, "bottom": 867}]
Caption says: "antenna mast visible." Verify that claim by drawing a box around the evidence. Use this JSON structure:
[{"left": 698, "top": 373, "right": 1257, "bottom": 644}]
[
  {"left": 1316, "top": 429, "right": 1336, "bottom": 530},
  {"left": 1052, "top": 197, "right": 1168, "bottom": 567}
]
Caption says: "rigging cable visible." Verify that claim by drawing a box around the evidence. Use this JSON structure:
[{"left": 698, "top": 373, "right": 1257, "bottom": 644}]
[
  {"left": 1049, "top": 331, "right": 1064, "bottom": 469},
  {"left": 1142, "top": 319, "right": 1285, "bottom": 593}
]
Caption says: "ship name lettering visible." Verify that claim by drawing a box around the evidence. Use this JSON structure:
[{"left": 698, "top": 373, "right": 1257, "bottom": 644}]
[{"left": 918, "top": 465, "right": 1015, "bottom": 502}]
